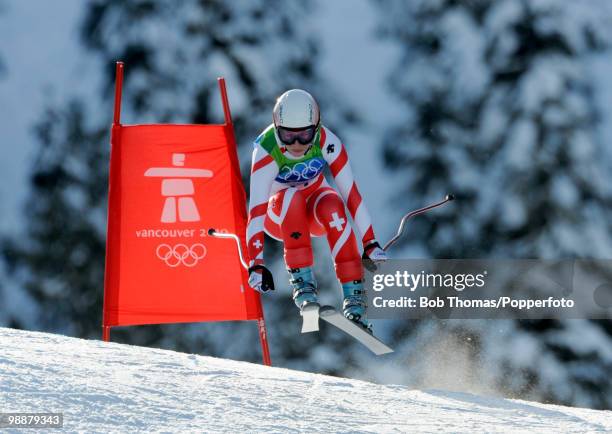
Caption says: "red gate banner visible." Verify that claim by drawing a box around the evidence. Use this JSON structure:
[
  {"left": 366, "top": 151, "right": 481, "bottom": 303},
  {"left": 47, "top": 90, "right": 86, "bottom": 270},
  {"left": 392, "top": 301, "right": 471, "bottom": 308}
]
[{"left": 102, "top": 64, "right": 268, "bottom": 366}]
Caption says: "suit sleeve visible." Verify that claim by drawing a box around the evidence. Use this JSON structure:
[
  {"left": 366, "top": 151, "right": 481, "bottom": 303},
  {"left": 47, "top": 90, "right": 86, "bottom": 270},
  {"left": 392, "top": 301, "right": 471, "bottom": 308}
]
[
  {"left": 246, "top": 143, "right": 277, "bottom": 267},
  {"left": 321, "top": 127, "right": 376, "bottom": 247}
]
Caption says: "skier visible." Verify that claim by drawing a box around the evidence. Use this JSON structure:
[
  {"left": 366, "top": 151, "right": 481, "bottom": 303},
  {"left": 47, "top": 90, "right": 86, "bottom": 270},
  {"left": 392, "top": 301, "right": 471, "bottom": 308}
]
[{"left": 246, "top": 89, "right": 387, "bottom": 332}]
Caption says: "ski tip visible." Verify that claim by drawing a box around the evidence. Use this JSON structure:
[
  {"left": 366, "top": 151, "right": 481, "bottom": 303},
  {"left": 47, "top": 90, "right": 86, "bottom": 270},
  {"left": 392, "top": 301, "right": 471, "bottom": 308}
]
[
  {"left": 300, "top": 303, "right": 320, "bottom": 333},
  {"left": 318, "top": 305, "right": 395, "bottom": 355}
]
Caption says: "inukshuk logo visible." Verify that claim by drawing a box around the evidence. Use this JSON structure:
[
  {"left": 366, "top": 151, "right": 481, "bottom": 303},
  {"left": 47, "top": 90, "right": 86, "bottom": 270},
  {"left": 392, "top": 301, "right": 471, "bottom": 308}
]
[{"left": 144, "top": 153, "right": 213, "bottom": 223}]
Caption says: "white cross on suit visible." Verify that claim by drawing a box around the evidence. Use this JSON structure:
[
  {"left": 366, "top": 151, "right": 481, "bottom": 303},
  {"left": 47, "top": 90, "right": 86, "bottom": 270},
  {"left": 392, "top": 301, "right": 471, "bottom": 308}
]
[
  {"left": 329, "top": 212, "right": 345, "bottom": 232},
  {"left": 253, "top": 239, "right": 262, "bottom": 249}
]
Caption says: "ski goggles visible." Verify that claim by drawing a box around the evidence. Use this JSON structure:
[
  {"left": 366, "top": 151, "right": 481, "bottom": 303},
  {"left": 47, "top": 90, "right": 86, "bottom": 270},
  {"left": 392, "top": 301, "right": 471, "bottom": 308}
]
[{"left": 277, "top": 125, "right": 318, "bottom": 145}]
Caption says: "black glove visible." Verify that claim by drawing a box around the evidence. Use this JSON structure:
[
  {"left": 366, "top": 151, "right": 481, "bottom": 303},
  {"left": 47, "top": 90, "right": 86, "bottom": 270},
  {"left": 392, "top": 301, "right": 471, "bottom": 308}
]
[
  {"left": 248, "top": 264, "right": 275, "bottom": 293},
  {"left": 362, "top": 241, "right": 386, "bottom": 272}
]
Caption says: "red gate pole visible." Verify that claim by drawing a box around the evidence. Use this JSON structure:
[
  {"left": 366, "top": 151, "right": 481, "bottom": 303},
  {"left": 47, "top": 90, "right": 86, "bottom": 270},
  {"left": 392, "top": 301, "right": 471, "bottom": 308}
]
[
  {"left": 218, "top": 77, "right": 243, "bottom": 181},
  {"left": 103, "top": 61, "right": 124, "bottom": 343},
  {"left": 113, "top": 61, "right": 124, "bottom": 124},
  {"left": 218, "top": 77, "right": 232, "bottom": 127},
  {"left": 257, "top": 318, "right": 272, "bottom": 366},
  {"left": 218, "top": 77, "right": 272, "bottom": 366}
]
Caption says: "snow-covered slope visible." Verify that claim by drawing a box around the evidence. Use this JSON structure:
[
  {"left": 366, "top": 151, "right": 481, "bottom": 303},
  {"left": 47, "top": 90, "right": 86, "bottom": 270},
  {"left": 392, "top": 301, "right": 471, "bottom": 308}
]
[{"left": 0, "top": 328, "right": 610, "bottom": 433}]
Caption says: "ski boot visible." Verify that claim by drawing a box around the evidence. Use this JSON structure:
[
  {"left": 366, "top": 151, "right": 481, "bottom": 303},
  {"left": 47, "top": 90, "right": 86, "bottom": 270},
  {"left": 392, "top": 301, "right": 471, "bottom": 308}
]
[
  {"left": 288, "top": 267, "right": 319, "bottom": 311},
  {"left": 342, "top": 279, "right": 373, "bottom": 334}
]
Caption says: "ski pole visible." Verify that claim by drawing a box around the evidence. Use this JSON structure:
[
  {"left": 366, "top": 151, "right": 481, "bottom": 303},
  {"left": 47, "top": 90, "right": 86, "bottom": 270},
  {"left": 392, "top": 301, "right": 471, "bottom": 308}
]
[
  {"left": 208, "top": 228, "right": 275, "bottom": 291},
  {"left": 383, "top": 194, "right": 455, "bottom": 252},
  {"left": 207, "top": 228, "right": 249, "bottom": 269}
]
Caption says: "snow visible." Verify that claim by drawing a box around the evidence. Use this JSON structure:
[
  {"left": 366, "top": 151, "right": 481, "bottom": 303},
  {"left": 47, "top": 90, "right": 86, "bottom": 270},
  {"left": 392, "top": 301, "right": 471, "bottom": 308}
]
[{"left": 1, "top": 327, "right": 611, "bottom": 433}]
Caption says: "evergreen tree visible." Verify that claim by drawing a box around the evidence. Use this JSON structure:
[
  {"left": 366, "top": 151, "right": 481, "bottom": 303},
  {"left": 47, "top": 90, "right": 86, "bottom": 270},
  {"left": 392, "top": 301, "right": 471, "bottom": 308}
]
[
  {"left": 2, "top": 0, "right": 359, "bottom": 369},
  {"left": 371, "top": 0, "right": 612, "bottom": 408},
  {"left": 0, "top": 1, "right": 5, "bottom": 79},
  {"left": 0, "top": 0, "right": 10, "bottom": 325}
]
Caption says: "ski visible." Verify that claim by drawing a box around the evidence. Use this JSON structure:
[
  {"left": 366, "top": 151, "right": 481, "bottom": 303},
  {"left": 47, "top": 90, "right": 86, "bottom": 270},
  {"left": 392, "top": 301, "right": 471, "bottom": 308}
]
[
  {"left": 318, "top": 305, "right": 394, "bottom": 355},
  {"left": 300, "top": 302, "right": 320, "bottom": 333}
]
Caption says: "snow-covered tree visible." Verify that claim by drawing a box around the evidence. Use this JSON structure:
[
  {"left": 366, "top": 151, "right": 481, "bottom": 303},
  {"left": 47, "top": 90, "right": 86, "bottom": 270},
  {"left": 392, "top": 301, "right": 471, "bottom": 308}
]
[
  {"left": 371, "top": 0, "right": 612, "bottom": 408},
  {"left": 0, "top": 1, "right": 6, "bottom": 78}
]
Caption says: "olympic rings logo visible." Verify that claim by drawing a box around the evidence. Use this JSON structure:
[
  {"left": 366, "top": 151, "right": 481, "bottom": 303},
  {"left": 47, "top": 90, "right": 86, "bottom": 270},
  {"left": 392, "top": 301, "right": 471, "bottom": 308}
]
[
  {"left": 156, "top": 243, "right": 207, "bottom": 267},
  {"left": 277, "top": 158, "right": 324, "bottom": 182}
]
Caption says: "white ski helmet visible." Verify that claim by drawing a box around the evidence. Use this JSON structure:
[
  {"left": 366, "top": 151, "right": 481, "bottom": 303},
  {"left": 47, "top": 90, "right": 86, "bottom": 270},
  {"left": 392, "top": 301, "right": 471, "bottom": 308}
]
[{"left": 273, "top": 89, "right": 320, "bottom": 129}]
